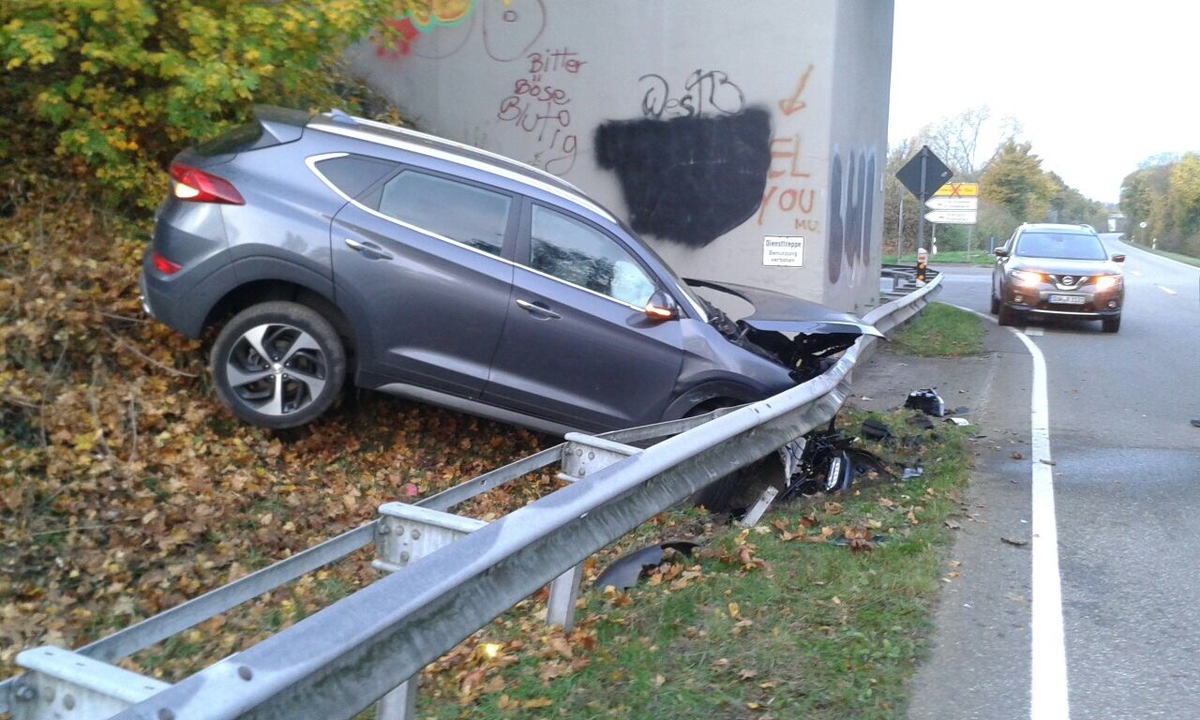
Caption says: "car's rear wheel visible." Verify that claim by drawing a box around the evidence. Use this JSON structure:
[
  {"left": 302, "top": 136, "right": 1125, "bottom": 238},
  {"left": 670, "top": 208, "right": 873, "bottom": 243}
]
[
  {"left": 1102, "top": 314, "right": 1121, "bottom": 333},
  {"left": 211, "top": 301, "right": 346, "bottom": 429}
]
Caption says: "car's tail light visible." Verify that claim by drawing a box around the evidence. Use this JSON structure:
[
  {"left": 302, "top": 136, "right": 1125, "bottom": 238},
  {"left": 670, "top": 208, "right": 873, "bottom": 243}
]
[
  {"left": 169, "top": 163, "right": 245, "bottom": 205},
  {"left": 151, "top": 251, "right": 182, "bottom": 275}
]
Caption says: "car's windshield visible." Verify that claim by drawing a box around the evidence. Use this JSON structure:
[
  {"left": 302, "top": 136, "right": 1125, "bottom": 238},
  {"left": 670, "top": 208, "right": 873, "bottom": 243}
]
[{"left": 1015, "top": 231, "right": 1108, "bottom": 261}]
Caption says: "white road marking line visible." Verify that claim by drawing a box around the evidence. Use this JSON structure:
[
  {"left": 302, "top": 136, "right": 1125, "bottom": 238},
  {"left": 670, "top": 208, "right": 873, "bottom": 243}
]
[
  {"left": 1011, "top": 330, "right": 1071, "bottom": 720},
  {"left": 961, "top": 307, "right": 1070, "bottom": 719},
  {"left": 1156, "top": 284, "right": 1177, "bottom": 296},
  {"left": 1024, "top": 326, "right": 1043, "bottom": 337}
]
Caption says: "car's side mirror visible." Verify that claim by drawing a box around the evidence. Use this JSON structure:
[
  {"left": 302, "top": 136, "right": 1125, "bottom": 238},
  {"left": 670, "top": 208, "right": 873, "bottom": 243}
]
[
  {"left": 1112, "top": 254, "right": 1126, "bottom": 263},
  {"left": 644, "top": 290, "right": 678, "bottom": 321},
  {"left": 994, "top": 247, "right": 1010, "bottom": 258}
]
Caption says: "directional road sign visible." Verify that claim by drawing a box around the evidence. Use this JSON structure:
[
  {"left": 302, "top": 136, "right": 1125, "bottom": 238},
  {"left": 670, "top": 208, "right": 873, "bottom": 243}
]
[
  {"left": 926, "top": 197, "right": 978, "bottom": 211},
  {"left": 925, "top": 209, "right": 978, "bottom": 225},
  {"left": 932, "top": 182, "right": 979, "bottom": 197}
]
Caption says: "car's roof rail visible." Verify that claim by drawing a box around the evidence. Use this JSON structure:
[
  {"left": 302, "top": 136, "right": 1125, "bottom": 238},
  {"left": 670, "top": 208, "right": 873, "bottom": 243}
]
[{"left": 309, "top": 109, "right": 615, "bottom": 222}]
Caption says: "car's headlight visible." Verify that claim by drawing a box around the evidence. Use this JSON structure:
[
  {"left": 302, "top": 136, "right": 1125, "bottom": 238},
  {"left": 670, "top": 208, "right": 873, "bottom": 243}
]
[
  {"left": 1010, "top": 270, "right": 1043, "bottom": 287},
  {"left": 1094, "top": 275, "right": 1122, "bottom": 291}
]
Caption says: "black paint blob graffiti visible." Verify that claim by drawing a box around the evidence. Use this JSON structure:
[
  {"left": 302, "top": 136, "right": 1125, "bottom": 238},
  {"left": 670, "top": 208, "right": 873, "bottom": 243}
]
[
  {"left": 594, "top": 108, "right": 772, "bottom": 248},
  {"left": 827, "top": 149, "right": 877, "bottom": 284}
]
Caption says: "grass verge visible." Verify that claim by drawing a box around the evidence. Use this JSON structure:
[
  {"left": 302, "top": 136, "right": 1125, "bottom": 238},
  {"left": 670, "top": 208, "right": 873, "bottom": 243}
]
[
  {"left": 412, "top": 408, "right": 972, "bottom": 720},
  {"left": 888, "top": 303, "right": 985, "bottom": 357}
]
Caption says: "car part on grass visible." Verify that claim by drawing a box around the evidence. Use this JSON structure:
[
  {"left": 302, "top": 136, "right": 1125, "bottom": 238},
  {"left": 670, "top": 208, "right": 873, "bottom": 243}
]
[
  {"left": 593, "top": 541, "right": 700, "bottom": 590},
  {"left": 778, "top": 426, "right": 855, "bottom": 500},
  {"left": 904, "top": 388, "right": 945, "bottom": 417}
]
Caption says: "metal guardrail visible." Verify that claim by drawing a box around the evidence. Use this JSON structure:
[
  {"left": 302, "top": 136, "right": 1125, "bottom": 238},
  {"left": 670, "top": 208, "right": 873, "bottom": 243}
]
[{"left": 2, "top": 274, "right": 942, "bottom": 720}]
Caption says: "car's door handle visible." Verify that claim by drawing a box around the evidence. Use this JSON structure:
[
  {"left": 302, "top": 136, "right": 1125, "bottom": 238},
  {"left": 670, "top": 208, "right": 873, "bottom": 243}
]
[
  {"left": 515, "top": 299, "right": 562, "bottom": 320},
  {"left": 344, "top": 238, "right": 393, "bottom": 260}
]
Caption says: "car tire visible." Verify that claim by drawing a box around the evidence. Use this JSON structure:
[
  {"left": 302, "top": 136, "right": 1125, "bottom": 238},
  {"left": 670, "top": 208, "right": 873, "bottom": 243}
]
[
  {"left": 997, "top": 303, "right": 1017, "bottom": 327},
  {"left": 211, "top": 301, "right": 346, "bottom": 429},
  {"left": 989, "top": 292, "right": 1000, "bottom": 315},
  {"left": 1102, "top": 315, "right": 1121, "bottom": 333}
]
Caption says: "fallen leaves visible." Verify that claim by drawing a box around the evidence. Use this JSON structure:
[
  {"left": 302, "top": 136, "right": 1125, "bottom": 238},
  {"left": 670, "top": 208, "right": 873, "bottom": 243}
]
[{"left": 0, "top": 194, "right": 557, "bottom": 681}]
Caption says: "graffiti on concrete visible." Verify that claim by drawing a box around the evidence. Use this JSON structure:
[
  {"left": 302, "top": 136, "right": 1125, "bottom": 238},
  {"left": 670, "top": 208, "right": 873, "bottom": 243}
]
[
  {"left": 778, "top": 64, "right": 815, "bottom": 116},
  {"left": 595, "top": 107, "right": 772, "bottom": 248},
  {"left": 757, "top": 134, "right": 817, "bottom": 232},
  {"left": 377, "top": 0, "right": 478, "bottom": 58},
  {"left": 639, "top": 70, "right": 746, "bottom": 120},
  {"left": 827, "top": 149, "right": 877, "bottom": 284},
  {"left": 376, "top": 0, "right": 545, "bottom": 61},
  {"left": 482, "top": 0, "right": 546, "bottom": 61},
  {"left": 497, "top": 48, "right": 585, "bottom": 175}
]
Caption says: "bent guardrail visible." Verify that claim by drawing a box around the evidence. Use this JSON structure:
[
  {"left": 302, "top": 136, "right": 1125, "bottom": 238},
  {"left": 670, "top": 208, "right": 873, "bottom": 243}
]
[{"left": 2, "top": 274, "right": 943, "bottom": 720}]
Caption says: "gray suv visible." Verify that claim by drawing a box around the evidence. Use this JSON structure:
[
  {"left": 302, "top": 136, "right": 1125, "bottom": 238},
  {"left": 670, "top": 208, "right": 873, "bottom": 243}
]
[{"left": 140, "top": 106, "right": 881, "bottom": 433}]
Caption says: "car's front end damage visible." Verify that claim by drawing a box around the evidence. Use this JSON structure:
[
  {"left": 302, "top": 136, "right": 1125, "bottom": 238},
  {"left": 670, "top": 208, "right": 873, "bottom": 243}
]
[{"left": 688, "top": 279, "right": 885, "bottom": 383}]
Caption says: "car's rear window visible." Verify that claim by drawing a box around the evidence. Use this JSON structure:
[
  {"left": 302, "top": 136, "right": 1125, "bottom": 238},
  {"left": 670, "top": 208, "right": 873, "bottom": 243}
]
[{"left": 1015, "top": 232, "right": 1107, "bottom": 260}]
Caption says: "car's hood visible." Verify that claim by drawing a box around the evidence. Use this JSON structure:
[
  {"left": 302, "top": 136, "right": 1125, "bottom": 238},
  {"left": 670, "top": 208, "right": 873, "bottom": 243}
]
[
  {"left": 1009, "top": 256, "right": 1121, "bottom": 275},
  {"left": 686, "top": 279, "right": 884, "bottom": 338}
]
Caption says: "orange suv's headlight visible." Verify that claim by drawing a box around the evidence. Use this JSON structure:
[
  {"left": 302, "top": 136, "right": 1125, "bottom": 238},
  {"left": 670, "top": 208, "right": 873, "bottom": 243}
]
[{"left": 1095, "top": 275, "right": 1122, "bottom": 291}]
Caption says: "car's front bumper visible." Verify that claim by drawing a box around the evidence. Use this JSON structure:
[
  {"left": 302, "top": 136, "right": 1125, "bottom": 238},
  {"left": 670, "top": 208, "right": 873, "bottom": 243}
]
[{"left": 1002, "top": 285, "right": 1123, "bottom": 318}]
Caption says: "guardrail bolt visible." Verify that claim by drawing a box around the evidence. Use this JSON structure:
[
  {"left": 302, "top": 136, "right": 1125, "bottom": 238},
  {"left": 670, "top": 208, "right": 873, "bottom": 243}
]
[
  {"left": 13, "top": 683, "right": 36, "bottom": 702},
  {"left": 410, "top": 528, "right": 421, "bottom": 540},
  {"left": 238, "top": 666, "right": 253, "bottom": 681},
  {"left": 158, "top": 708, "right": 176, "bottom": 720}
]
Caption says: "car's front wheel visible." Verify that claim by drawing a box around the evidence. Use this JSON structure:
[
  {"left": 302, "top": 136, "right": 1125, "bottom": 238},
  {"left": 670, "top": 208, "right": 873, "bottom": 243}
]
[
  {"left": 1102, "top": 314, "right": 1121, "bottom": 333},
  {"left": 211, "top": 301, "right": 346, "bottom": 429},
  {"left": 997, "top": 303, "right": 1018, "bottom": 327}
]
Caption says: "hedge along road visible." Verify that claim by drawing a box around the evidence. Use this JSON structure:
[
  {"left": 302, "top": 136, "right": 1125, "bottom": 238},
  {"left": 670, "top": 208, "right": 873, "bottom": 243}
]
[{"left": 880, "top": 246, "right": 1200, "bottom": 719}]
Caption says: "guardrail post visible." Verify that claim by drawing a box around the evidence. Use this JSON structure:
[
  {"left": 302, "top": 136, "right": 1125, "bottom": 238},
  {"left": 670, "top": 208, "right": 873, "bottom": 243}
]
[
  {"left": 548, "top": 434, "right": 643, "bottom": 631},
  {"left": 372, "top": 503, "right": 488, "bottom": 720},
  {"left": 10, "top": 646, "right": 170, "bottom": 720},
  {"left": 545, "top": 564, "right": 584, "bottom": 631}
]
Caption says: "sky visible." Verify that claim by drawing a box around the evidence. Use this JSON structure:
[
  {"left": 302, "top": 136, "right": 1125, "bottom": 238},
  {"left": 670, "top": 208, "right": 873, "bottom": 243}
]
[{"left": 888, "top": 1, "right": 1200, "bottom": 205}]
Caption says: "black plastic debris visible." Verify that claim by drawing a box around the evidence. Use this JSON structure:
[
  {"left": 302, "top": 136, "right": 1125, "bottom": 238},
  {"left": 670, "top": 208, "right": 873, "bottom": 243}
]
[
  {"left": 861, "top": 417, "right": 893, "bottom": 441},
  {"left": 904, "top": 388, "right": 945, "bottom": 417},
  {"left": 594, "top": 541, "right": 699, "bottom": 590}
]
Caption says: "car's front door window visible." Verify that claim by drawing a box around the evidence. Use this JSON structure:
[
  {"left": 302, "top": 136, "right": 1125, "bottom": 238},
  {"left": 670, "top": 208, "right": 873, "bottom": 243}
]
[{"left": 528, "top": 205, "right": 656, "bottom": 307}]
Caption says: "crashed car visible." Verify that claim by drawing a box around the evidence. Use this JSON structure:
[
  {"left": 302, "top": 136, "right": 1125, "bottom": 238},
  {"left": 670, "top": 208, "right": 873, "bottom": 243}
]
[{"left": 140, "top": 106, "right": 881, "bottom": 433}]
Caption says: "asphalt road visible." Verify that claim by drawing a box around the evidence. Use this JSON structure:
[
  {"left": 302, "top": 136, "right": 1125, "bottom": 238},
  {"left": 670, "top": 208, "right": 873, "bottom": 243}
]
[{"left": 852, "top": 237, "right": 1200, "bottom": 719}]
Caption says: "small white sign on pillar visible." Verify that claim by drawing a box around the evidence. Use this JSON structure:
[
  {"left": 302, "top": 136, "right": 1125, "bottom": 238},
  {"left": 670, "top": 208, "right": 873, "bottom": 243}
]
[{"left": 763, "top": 235, "right": 804, "bottom": 267}]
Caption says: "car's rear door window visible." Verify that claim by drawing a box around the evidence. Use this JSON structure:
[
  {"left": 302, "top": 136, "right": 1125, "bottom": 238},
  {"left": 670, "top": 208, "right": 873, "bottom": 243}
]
[
  {"left": 526, "top": 204, "right": 657, "bottom": 307},
  {"left": 374, "top": 171, "right": 512, "bottom": 257},
  {"left": 311, "top": 154, "right": 400, "bottom": 199}
]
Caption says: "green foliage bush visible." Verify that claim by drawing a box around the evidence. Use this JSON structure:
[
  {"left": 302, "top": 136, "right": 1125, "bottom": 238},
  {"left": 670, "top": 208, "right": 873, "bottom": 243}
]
[{"left": 1, "top": 0, "right": 395, "bottom": 210}]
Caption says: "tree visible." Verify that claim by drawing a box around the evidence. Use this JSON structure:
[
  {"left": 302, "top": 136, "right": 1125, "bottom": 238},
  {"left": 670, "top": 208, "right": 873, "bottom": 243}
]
[
  {"left": 1, "top": 0, "right": 395, "bottom": 209},
  {"left": 919, "top": 105, "right": 991, "bottom": 179},
  {"left": 980, "top": 140, "right": 1057, "bottom": 229},
  {"left": 1166, "top": 153, "right": 1200, "bottom": 250}
]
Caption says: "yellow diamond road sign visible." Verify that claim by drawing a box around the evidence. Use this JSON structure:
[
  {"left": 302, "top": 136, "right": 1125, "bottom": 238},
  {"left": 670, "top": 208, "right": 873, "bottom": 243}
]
[{"left": 932, "top": 182, "right": 979, "bottom": 198}]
